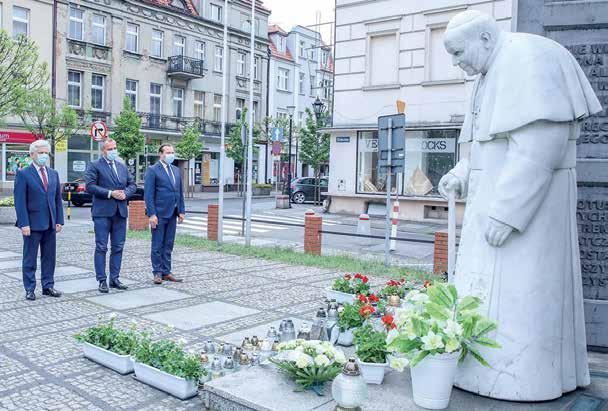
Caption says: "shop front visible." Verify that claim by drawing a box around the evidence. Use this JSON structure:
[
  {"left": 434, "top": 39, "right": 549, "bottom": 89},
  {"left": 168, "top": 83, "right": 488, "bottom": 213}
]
[
  {"left": 327, "top": 126, "right": 466, "bottom": 223},
  {"left": 0, "top": 130, "right": 39, "bottom": 192}
]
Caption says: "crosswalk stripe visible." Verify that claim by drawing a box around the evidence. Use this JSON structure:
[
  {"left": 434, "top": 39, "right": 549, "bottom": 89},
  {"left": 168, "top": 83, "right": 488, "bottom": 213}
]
[
  {"left": 184, "top": 216, "right": 289, "bottom": 231},
  {"left": 226, "top": 213, "right": 339, "bottom": 226},
  {"left": 180, "top": 220, "right": 271, "bottom": 234},
  {"left": 179, "top": 223, "right": 241, "bottom": 235}
]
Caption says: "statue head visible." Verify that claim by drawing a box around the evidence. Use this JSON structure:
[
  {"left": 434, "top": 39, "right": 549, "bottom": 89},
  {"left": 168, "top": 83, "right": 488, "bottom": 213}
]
[{"left": 444, "top": 10, "right": 501, "bottom": 76}]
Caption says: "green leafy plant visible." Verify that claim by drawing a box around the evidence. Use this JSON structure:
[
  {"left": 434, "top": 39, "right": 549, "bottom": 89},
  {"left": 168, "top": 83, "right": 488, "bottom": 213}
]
[
  {"left": 0, "top": 197, "right": 14, "bottom": 207},
  {"left": 113, "top": 97, "right": 144, "bottom": 163},
  {"left": 354, "top": 324, "right": 388, "bottom": 364},
  {"left": 337, "top": 302, "right": 366, "bottom": 332},
  {"left": 133, "top": 334, "right": 206, "bottom": 381},
  {"left": 74, "top": 314, "right": 139, "bottom": 356},
  {"left": 387, "top": 284, "right": 501, "bottom": 368},
  {"left": 253, "top": 183, "right": 272, "bottom": 189},
  {"left": 175, "top": 120, "right": 204, "bottom": 198},
  {"left": 332, "top": 273, "right": 370, "bottom": 295},
  {"left": 299, "top": 108, "right": 330, "bottom": 204},
  {"left": 270, "top": 340, "right": 346, "bottom": 394}
]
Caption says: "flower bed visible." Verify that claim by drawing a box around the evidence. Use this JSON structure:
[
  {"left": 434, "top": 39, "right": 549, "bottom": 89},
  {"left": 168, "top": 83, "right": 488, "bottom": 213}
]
[{"left": 326, "top": 273, "right": 370, "bottom": 303}]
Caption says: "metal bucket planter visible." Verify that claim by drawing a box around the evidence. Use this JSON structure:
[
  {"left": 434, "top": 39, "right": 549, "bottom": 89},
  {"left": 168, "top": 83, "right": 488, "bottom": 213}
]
[
  {"left": 82, "top": 342, "right": 134, "bottom": 375},
  {"left": 325, "top": 288, "right": 356, "bottom": 304},
  {"left": 357, "top": 359, "right": 388, "bottom": 384},
  {"left": 0, "top": 207, "right": 16, "bottom": 225},
  {"left": 133, "top": 361, "right": 198, "bottom": 400}
]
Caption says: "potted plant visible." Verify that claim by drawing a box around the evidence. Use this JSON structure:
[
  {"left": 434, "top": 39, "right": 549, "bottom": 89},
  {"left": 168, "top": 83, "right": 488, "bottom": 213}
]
[
  {"left": 326, "top": 273, "right": 370, "bottom": 304},
  {"left": 0, "top": 197, "right": 16, "bottom": 225},
  {"left": 74, "top": 314, "right": 139, "bottom": 375},
  {"left": 386, "top": 283, "right": 500, "bottom": 410},
  {"left": 252, "top": 183, "right": 272, "bottom": 196},
  {"left": 270, "top": 339, "right": 347, "bottom": 395},
  {"left": 333, "top": 298, "right": 372, "bottom": 346},
  {"left": 353, "top": 324, "right": 389, "bottom": 384},
  {"left": 132, "top": 336, "right": 207, "bottom": 400}
]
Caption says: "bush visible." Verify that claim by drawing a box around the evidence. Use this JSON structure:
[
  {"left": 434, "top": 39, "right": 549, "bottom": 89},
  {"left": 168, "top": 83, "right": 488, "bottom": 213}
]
[
  {"left": 0, "top": 197, "right": 14, "bottom": 207},
  {"left": 354, "top": 324, "right": 387, "bottom": 364},
  {"left": 253, "top": 183, "right": 272, "bottom": 189},
  {"left": 74, "top": 315, "right": 139, "bottom": 356}
]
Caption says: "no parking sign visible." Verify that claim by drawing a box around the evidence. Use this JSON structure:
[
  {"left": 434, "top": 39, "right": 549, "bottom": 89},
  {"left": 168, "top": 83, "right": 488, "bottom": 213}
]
[{"left": 89, "top": 121, "right": 108, "bottom": 142}]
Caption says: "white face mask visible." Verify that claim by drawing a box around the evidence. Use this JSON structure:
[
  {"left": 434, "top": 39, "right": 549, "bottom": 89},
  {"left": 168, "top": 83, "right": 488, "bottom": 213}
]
[
  {"left": 106, "top": 150, "right": 118, "bottom": 161},
  {"left": 36, "top": 153, "right": 49, "bottom": 166},
  {"left": 164, "top": 154, "right": 175, "bottom": 165}
]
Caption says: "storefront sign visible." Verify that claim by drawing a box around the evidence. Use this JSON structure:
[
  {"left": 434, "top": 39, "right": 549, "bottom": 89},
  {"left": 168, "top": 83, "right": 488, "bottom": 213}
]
[
  {"left": 72, "top": 161, "right": 86, "bottom": 172},
  {"left": 336, "top": 136, "right": 350, "bottom": 143},
  {"left": 360, "top": 138, "right": 378, "bottom": 152},
  {"left": 407, "top": 138, "right": 455, "bottom": 153},
  {"left": 0, "top": 131, "right": 38, "bottom": 144}
]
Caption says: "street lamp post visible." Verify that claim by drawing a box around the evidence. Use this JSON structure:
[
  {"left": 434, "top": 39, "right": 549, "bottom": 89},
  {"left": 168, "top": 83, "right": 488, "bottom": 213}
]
[
  {"left": 286, "top": 105, "right": 295, "bottom": 208},
  {"left": 312, "top": 97, "right": 326, "bottom": 205}
]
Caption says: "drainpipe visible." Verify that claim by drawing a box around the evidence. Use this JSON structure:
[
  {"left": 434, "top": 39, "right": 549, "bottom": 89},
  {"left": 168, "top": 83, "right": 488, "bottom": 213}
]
[
  {"left": 264, "top": 45, "right": 271, "bottom": 183},
  {"left": 52, "top": 0, "right": 57, "bottom": 99}
]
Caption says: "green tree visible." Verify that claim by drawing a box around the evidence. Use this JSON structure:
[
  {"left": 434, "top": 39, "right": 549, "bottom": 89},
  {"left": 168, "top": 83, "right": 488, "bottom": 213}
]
[
  {"left": 0, "top": 30, "right": 48, "bottom": 119},
  {"left": 113, "top": 97, "right": 144, "bottom": 163},
  {"left": 299, "top": 108, "right": 330, "bottom": 204},
  {"left": 226, "top": 109, "right": 260, "bottom": 186},
  {"left": 16, "top": 88, "right": 82, "bottom": 167},
  {"left": 176, "top": 120, "right": 204, "bottom": 198}
]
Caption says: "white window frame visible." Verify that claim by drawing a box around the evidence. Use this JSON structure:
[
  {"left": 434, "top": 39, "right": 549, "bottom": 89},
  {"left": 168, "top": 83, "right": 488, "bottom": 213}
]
[
  {"left": 172, "top": 88, "right": 184, "bottom": 117},
  {"left": 298, "top": 111, "right": 304, "bottom": 127},
  {"left": 126, "top": 22, "right": 139, "bottom": 53},
  {"left": 12, "top": 6, "right": 29, "bottom": 38},
  {"left": 424, "top": 22, "right": 464, "bottom": 84},
  {"left": 91, "top": 73, "right": 105, "bottom": 111},
  {"left": 309, "top": 75, "right": 316, "bottom": 96},
  {"left": 195, "top": 40, "right": 205, "bottom": 61},
  {"left": 173, "top": 34, "right": 186, "bottom": 56},
  {"left": 298, "top": 72, "right": 305, "bottom": 95},
  {"left": 214, "top": 45, "right": 223, "bottom": 72},
  {"left": 92, "top": 14, "right": 106, "bottom": 45},
  {"left": 69, "top": 7, "right": 84, "bottom": 41},
  {"left": 277, "top": 68, "right": 289, "bottom": 92},
  {"left": 299, "top": 41, "right": 305, "bottom": 57},
  {"left": 67, "top": 70, "right": 82, "bottom": 108},
  {"left": 364, "top": 18, "right": 401, "bottom": 88},
  {"left": 150, "top": 83, "right": 162, "bottom": 115},
  {"left": 210, "top": 4, "right": 222, "bottom": 22},
  {"left": 213, "top": 94, "right": 222, "bottom": 122},
  {"left": 321, "top": 50, "right": 329, "bottom": 68},
  {"left": 254, "top": 57, "right": 260, "bottom": 80},
  {"left": 125, "top": 79, "right": 138, "bottom": 110},
  {"left": 237, "top": 51, "right": 246, "bottom": 76},
  {"left": 151, "top": 29, "right": 164, "bottom": 58},
  {"left": 194, "top": 90, "right": 205, "bottom": 118},
  {"left": 235, "top": 97, "right": 245, "bottom": 119}
]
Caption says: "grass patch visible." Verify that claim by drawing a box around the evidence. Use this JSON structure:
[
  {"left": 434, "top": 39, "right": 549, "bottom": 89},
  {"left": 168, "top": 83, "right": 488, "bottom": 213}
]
[{"left": 127, "top": 230, "right": 432, "bottom": 280}]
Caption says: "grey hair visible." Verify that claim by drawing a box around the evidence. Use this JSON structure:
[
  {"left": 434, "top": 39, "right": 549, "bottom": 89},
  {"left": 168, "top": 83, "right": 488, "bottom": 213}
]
[
  {"left": 29, "top": 139, "right": 51, "bottom": 154},
  {"left": 100, "top": 138, "right": 116, "bottom": 150},
  {"left": 446, "top": 10, "right": 499, "bottom": 39}
]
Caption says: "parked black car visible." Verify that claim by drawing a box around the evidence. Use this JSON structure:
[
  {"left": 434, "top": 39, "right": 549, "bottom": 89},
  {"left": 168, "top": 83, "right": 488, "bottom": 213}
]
[
  {"left": 62, "top": 179, "right": 144, "bottom": 206},
  {"left": 290, "top": 177, "right": 328, "bottom": 204}
]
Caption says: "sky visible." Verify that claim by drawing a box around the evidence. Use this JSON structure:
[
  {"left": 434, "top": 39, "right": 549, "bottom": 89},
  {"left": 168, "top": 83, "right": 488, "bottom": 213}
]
[{"left": 262, "top": 0, "right": 335, "bottom": 44}]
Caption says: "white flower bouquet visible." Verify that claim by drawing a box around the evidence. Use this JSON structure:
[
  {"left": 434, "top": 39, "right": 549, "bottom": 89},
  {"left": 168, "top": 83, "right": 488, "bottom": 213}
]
[
  {"left": 386, "top": 283, "right": 501, "bottom": 369},
  {"left": 270, "top": 339, "right": 347, "bottom": 394}
]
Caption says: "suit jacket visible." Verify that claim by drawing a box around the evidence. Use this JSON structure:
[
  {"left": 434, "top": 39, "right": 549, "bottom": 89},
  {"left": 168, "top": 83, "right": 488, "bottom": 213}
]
[
  {"left": 144, "top": 161, "right": 185, "bottom": 219},
  {"left": 14, "top": 163, "right": 64, "bottom": 230},
  {"left": 84, "top": 158, "right": 136, "bottom": 218}
]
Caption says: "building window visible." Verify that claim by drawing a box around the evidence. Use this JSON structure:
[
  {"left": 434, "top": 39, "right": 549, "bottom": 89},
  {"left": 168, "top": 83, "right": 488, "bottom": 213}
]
[
  {"left": 235, "top": 98, "right": 245, "bottom": 119},
  {"left": 151, "top": 29, "right": 163, "bottom": 58},
  {"left": 323, "top": 79, "right": 331, "bottom": 100},
  {"left": 195, "top": 41, "right": 205, "bottom": 61},
  {"left": 210, "top": 4, "right": 222, "bottom": 22},
  {"left": 242, "top": 19, "right": 251, "bottom": 33},
  {"left": 253, "top": 101, "right": 258, "bottom": 120},
  {"left": 368, "top": 32, "right": 397, "bottom": 86},
  {"left": 12, "top": 6, "right": 29, "bottom": 38},
  {"left": 308, "top": 48, "right": 315, "bottom": 61},
  {"left": 172, "top": 88, "right": 184, "bottom": 117},
  {"left": 67, "top": 71, "right": 82, "bottom": 107},
  {"left": 173, "top": 35, "right": 185, "bottom": 56},
  {"left": 237, "top": 51, "right": 246, "bottom": 76},
  {"left": 214, "top": 45, "right": 223, "bottom": 71},
  {"left": 277, "top": 36, "right": 285, "bottom": 53},
  {"left": 92, "top": 14, "right": 106, "bottom": 45},
  {"left": 298, "top": 111, "right": 304, "bottom": 127},
  {"left": 254, "top": 57, "right": 259, "bottom": 80},
  {"left": 299, "top": 72, "right": 305, "bottom": 94},
  {"left": 194, "top": 91, "right": 205, "bottom": 118},
  {"left": 310, "top": 75, "right": 316, "bottom": 96},
  {"left": 277, "top": 68, "right": 289, "bottom": 91},
  {"left": 213, "top": 94, "right": 222, "bottom": 122},
  {"left": 69, "top": 7, "right": 84, "bottom": 41},
  {"left": 91, "top": 74, "right": 104, "bottom": 111},
  {"left": 149, "top": 83, "right": 162, "bottom": 127},
  {"left": 427, "top": 26, "right": 462, "bottom": 82},
  {"left": 355, "top": 129, "right": 457, "bottom": 195},
  {"left": 299, "top": 41, "right": 305, "bottom": 57},
  {"left": 321, "top": 49, "right": 329, "bottom": 68},
  {"left": 125, "top": 79, "right": 138, "bottom": 109},
  {"left": 126, "top": 23, "right": 139, "bottom": 53}
]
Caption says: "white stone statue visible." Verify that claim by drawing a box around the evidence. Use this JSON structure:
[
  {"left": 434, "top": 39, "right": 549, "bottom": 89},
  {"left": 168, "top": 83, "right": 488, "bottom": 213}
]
[{"left": 438, "top": 10, "right": 602, "bottom": 401}]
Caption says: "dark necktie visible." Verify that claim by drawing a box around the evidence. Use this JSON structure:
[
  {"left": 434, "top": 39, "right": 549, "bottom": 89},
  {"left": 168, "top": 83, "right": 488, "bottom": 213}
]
[
  {"left": 40, "top": 167, "right": 48, "bottom": 192},
  {"left": 109, "top": 161, "right": 119, "bottom": 179},
  {"left": 167, "top": 164, "right": 176, "bottom": 185}
]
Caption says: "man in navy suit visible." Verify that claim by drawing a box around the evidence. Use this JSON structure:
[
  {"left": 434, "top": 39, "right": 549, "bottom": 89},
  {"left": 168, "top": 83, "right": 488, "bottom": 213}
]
[
  {"left": 144, "top": 144, "right": 185, "bottom": 284},
  {"left": 14, "top": 140, "right": 64, "bottom": 301},
  {"left": 84, "top": 138, "right": 136, "bottom": 293}
]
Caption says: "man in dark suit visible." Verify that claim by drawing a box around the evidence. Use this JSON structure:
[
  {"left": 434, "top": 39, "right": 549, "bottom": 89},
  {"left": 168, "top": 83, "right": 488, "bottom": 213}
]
[
  {"left": 84, "top": 138, "right": 136, "bottom": 293},
  {"left": 14, "top": 140, "right": 64, "bottom": 301},
  {"left": 144, "top": 144, "right": 185, "bottom": 284}
]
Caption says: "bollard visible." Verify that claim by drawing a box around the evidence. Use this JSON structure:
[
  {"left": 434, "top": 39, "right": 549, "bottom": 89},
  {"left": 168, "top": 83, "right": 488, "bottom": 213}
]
[
  {"left": 356, "top": 213, "right": 371, "bottom": 236},
  {"left": 433, "top": 230, "right": 448, "bottom": 274},
  {"left": 208, "top": 204, "right": 219, "bottom": 241},
  {"left": 128, "top": 200, "right": 148, "bottom": 231},
  {"left": 390, "top": 201, "right": 400, "bottom": 251},
  {"left": 304, "top": 212, "right": 322, "bottom": 255}
]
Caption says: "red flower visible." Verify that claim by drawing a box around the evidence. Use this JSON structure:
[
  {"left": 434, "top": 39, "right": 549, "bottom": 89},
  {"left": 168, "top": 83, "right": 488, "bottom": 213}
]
[
  {"left": 359, "top": 305, "right": 375, "bottom": 318},
  {"left": 358, "top": 294, "right": 368, "bottom": 303},
  {"left": 361, "top": 276, "right": 369, "bottom": 284},
  {"left": 368, "top": 294, "right": 379, "bottom": 303},
  {"left": 423, "top": 280, "right": 431, "bottom": 288},
  {"left": 387, "top": 280, "right": 398, "bottom": 287},
  {"left": 354, "top": 273, "right": 362, "bottom": 279},
  {"left": 381, "top": 314, "right": 396, "bottom": 330},
  {"left": 344, "top": 274, "right": 352, "bottom": 280}
]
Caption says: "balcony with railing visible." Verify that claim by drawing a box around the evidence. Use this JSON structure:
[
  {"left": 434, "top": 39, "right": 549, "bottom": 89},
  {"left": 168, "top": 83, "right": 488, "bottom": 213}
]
[
  {"left": 167, "top": 55, "right": 206, "bottom": 80},
  {"left": 138, "top": 113, "right": 233, "bottom": 136}
]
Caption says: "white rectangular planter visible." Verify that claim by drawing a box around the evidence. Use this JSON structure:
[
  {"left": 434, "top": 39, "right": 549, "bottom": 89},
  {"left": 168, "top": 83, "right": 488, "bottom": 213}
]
[
  {"left": 133, "top": 361, "right": 198, "bottom": 400},
  {"left": 82, "top": 342, "right": 133, "bottom": 375},
  {"left": 358, "top": 360, "right": 388, "bottom": 385},
  {"left": 325, "top": 288, "right": 356, "bottom": 304}
]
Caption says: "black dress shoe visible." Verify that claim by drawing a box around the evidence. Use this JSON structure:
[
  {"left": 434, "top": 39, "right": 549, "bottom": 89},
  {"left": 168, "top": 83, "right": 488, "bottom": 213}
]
[
  {"left": 25, "top": 291, "right": 36, "bottom": 301},
  {"left": 109, "top": 280, "right": 128, "bottom": 290},
  {"left": 42, "top": 288, "right": 62, "bottom": 298},
  {"left": 99, "top": 280, "right": 109, "bottom": 293}
]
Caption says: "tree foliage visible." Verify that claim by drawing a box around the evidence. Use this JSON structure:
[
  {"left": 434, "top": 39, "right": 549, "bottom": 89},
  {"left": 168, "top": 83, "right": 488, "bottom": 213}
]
[
  {"left": 16, "top": 88, "right": 82, "bottom": 167},
  {"left": 299, "top": 109, "right": 330, "bottom": 203},
  {"left": 226, "top": 108, "right": 260, "bottom": 167},
  {"left": 0, "top": 30, "right": 48, "bottom": 119},
  {"left": 113, "top": 97, "right": 144, "bottom": 162},
  {"left": 176, "top": 120, "right": 204, "bottom": 161}
]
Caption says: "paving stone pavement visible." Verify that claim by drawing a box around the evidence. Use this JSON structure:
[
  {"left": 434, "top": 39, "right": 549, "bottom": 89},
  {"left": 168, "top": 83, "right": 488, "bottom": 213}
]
[{"left": 0, "top": 224, "right": 345, "bottom": 410}]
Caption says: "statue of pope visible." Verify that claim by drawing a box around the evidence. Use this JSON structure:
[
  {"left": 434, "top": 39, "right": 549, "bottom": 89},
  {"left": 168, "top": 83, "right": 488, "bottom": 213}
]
[{"left": 438, "top": 11, "right": 602, "bottom": 401}]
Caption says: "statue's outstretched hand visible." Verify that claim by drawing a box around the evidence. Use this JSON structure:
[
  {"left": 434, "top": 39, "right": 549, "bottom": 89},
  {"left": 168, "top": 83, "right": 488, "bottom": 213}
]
[
  {"left": 438, "top": 174, "right": 462, "bottom": 200},
  {"left": 485, "top": 218, "right": 514, "bottom": 247}
]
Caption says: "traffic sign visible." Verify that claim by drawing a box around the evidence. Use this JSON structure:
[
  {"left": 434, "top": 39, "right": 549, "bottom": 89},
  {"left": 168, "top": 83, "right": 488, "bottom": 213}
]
[
  {"left": 378, "top": 114, "right": 406, "bottom": 171},
  {"left": 90, "top": 121, "right": 108, "bottom": 142},
  {"left": 271, "top": 127, "right": 283, "bottom": 142},
  {"left": 271, "top": 141, "right": 282, "bottom": 155}
]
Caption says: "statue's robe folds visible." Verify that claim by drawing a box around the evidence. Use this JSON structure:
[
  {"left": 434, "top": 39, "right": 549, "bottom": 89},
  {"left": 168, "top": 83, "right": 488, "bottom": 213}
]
[{"left": 449, "top": 32, "right": 602, "bottom": 401}]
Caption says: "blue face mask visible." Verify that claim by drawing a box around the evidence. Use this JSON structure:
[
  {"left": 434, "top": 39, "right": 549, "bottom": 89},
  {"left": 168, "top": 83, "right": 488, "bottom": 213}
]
[
  {"left": 36, "top": 153, "right": 49, "bottom": 166},
  {"left": 164, "top": 154, "right": 175, "bottom": 165},
  {"left": 106, "top": 150, "right": 118, "bottom": 161}
]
